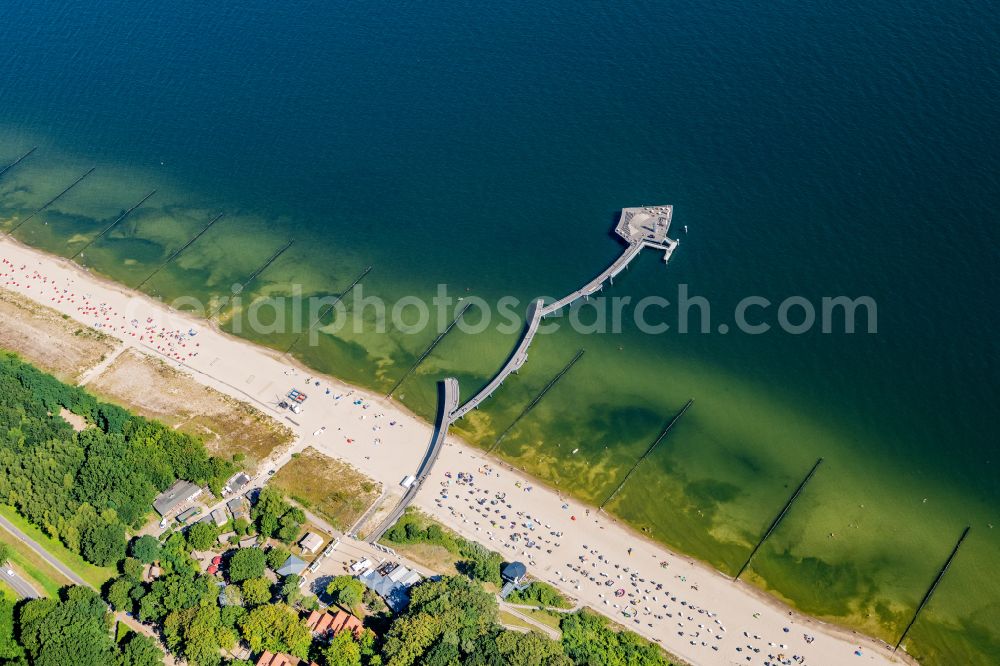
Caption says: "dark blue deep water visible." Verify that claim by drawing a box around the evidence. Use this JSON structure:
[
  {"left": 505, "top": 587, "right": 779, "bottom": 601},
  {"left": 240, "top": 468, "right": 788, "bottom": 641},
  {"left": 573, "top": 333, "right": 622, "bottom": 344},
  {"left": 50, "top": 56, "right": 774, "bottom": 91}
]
[{"left": 1, "top": 1, "right": 997, "bottom": 662}]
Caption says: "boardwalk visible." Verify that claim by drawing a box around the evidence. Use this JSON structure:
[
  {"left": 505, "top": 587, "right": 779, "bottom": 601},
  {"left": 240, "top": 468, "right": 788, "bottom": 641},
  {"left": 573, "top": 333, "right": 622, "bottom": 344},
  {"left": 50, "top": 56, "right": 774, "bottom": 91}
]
[
  {"left": 453, "top": 205, "right": 677, "bottom": 420},
  {"left": 366, "top": 377, "right": 460, "bottom": 542},
  {"left": 450, "top": 300, "right": 544, "bottom": 420},
  {"left": 374, "top": 206, "right": 678, "bottom": 540}
]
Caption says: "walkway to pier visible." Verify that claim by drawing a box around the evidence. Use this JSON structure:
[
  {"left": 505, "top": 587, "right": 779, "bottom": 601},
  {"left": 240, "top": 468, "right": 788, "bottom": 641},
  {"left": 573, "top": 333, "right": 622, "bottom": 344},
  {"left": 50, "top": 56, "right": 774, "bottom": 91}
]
[
  {"left": 374, "top": 206, "right": 678, "bottom": 540},
  {"left": 450, "top": 300, "right": 544, "bottom": 420},
  {"left": 366, "top": 377, "right": 460, "bottom": 542},
  {"left": 451, "top": 206, "right": 678, "bottom": 422}
]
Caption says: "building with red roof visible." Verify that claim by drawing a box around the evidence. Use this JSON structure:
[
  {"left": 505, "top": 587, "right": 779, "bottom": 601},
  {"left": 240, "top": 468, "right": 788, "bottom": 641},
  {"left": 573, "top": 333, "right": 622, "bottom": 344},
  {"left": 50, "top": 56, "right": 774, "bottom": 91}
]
[
  {"left": 304, "top": 609, "right": 364, "bottom": 639},
  {"left": 254, "top": 651, "right": 319, "bottom": 666}
]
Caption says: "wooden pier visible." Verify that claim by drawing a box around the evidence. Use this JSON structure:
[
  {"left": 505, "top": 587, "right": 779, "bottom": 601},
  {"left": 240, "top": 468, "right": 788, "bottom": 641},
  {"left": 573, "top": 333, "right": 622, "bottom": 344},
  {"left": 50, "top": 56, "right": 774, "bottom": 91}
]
[
  {"left": 450, "top": 299, "right": 544, "bottom": 420},
  {"left": 452, "top": 206, "right": 677, "bottom": 420},
  {"left": 366, "top": 377, "right": 460, "bottom": 542},
  {"left": 373, "top": 207, "right": 679, "bottom": 541}
]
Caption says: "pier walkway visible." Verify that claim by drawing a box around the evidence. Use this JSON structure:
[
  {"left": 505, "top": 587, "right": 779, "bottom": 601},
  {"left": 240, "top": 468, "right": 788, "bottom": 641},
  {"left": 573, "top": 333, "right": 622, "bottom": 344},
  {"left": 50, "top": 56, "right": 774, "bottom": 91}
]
[
  {"left": 452, "top": 206, "right": 677, "bottom": 421},
  {"left": 450, "top": 300, "right": 544, "bottom": 420},
  {"left": 366, "top": 377, "right": 460, "bottom": 542},
  {"left": 373, "top": 206, "right": 678, "bottom": 541}
]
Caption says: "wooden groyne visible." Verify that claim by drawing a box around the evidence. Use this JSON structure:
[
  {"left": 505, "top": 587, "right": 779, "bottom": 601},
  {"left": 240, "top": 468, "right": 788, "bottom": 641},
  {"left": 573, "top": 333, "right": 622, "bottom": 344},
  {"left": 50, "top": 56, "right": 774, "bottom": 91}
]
[
  {"left": 0, "top": 146, "right": 37, "bottom": 180},
  {"left": 385, "top": 301, "right": 473, "bottom": 398},
  {"left": 8, "top": 167, "right": 97, "bottom": 234},
  {"left": 133, "top": 212, "right": 224, "bottom": 289},
  {"left": 367, "top": 377, "right": 460, "bottom": 542},
  {"left": 209, "top": 240, "right": 294, "bottom": 318},
  {"left": 600, "top": 399, "right": 694, "bottom": 509},
  {"left": 283, "top": 265, "right": 372, "bottom": 354},
  {"left": 68, "top": 190, "right": 157, "bottom": 260},
  {"left": 489, "top": 349, "right": 586, "bottom": 454},
  {"left": 894, "top": 525, "right": 971, "bottom": 653},
  {"left": 734, "top": 458, "right": 824, "bottom": 581}
]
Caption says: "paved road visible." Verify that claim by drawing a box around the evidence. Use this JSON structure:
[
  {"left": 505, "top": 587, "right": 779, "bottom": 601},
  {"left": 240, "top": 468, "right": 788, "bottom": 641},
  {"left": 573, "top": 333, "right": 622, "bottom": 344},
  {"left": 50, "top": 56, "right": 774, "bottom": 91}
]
[
  {"left": 0, "top": 513, "right": 175, "bottom": 662},
  {"left": 0, "top": 515, "right": 84, "bottom": 586},
  {"left": 1, "top": 566, "right": 40, "bottom": 599}
]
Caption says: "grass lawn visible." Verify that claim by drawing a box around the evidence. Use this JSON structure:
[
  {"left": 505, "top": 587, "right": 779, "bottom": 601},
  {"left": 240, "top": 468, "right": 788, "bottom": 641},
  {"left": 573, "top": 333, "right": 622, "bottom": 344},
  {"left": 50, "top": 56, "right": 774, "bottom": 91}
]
[
  {"left": 0, "top": 535, "right": 71, "bottom": 597},
  {"left": 498, "top": 610, "right": 538, "bottom": 632},
  {"left": 0, "top": 505, "right": 115, "bottom": 589},
  {"left": 115, "top": 620, "right": 133, "bottom": 643},
  {"left": 521, "top": 607, "right": 565, "bottom": 633},
  {"left": 387, "top": 541, "right": 460, "bottom": 577},
  {"left": 271, "top": 447, "right": 382, "bottom": 530}
]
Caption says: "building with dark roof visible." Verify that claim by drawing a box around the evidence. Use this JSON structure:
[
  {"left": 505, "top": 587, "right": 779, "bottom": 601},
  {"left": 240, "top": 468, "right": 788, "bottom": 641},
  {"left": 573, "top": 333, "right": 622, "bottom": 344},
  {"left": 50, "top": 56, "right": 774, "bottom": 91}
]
[
  {"left": 152, "top": 479, "right": 202, "bottom": 516},
  {"left": 227, "top": 497, "right": 248, "bottom": 521},
  {"left": 228, "top": 472, "right": 251, "bottom": 494},
  {"left": 502, "top": 561, "right": 526, "bottom": 584},
  {"left": 357, "top": 561, "right": 422, "bottom": 612}
]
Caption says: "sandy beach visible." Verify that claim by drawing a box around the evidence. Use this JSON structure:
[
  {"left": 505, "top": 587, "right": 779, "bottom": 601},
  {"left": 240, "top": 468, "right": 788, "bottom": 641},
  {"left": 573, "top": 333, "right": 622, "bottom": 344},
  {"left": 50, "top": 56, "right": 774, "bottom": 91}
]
[{"left": 0, "top": 236, "right": 915, "bottom": 666}]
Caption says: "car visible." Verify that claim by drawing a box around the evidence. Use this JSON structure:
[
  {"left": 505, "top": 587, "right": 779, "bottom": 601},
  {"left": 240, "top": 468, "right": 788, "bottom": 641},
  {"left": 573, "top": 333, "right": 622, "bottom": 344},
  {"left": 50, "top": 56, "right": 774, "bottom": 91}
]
[
  {"left": 267, "top": 469, "right": 276, "bottom": 476},
  {"left": 5, "top": 569, "right": 13, "bottom": 576},
  {"left": 278, "top": 401, "right": 289, "bottom": 409}
]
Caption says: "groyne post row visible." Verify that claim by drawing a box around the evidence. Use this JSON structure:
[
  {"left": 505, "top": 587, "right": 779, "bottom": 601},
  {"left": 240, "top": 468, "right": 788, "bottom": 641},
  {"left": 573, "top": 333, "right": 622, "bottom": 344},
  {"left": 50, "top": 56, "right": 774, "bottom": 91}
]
[
  {"left": 8, "top": 167, "right": 97, "bottom": 235},
  {"left": 734, "top": 458, "right": 824, "bottom": 581},
  {"left": 894, "top": 526, "right": 971, "bottom": 652},
  {"left": 208, "top": 239, "right": 295, "bottom": 319},
  {"left": 0, "top": 146, "right": 37, "bottom": 180},
  {"left": 366, "top": 378, "right": 460, "bottom": 542},
  {"left": 134, "top": 212, "right": 225, "bottom": 289},
  {"left": 489, "top": 348, "right": 586, "bottom": 454},
  {"left": 283, "top": 265, "right": 373, "bottom": 355},
  {"left": 600, "top": 398, "right": 694, "bottom": 509},
  {"left": 385, "top": 301, "right": 473, "bottom": 398},
  {"left": 67, "top": 190, "right": 159, "bottom": 261}
]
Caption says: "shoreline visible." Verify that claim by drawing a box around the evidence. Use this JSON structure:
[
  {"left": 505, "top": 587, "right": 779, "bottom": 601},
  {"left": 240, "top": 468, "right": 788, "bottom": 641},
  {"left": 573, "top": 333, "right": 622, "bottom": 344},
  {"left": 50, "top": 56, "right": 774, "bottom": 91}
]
[{"left": 0, "top": 233, "right": 917, "bottom": 666}]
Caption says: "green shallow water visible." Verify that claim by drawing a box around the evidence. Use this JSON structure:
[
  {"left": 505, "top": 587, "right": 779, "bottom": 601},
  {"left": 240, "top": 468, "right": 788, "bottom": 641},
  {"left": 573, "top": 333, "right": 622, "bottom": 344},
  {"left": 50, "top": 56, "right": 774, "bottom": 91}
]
[
  {"left": 2, "top": 133, "right": 997, "bottom": 664},
  {"left": 1, "top": 0, "right": 998, "bottom": 661}
]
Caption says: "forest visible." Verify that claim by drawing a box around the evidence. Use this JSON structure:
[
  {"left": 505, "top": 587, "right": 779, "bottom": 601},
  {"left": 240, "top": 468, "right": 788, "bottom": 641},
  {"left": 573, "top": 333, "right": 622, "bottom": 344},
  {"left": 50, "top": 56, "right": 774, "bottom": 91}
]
[
  {"left": 0, "top": 352, "right": 233, "bottom": 566},
  {"left": 0, "top": 354, "right": 675, "bottom": 666}
]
